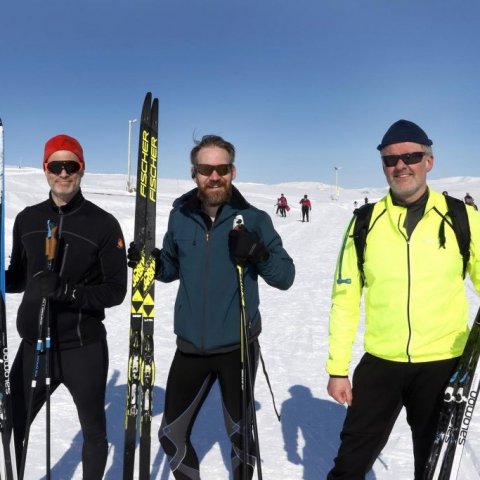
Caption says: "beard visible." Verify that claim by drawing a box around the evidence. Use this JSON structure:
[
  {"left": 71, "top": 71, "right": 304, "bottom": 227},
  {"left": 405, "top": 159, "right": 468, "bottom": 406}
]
[{"left": 197, "top": 179, "right": 233, "bottom": 207}]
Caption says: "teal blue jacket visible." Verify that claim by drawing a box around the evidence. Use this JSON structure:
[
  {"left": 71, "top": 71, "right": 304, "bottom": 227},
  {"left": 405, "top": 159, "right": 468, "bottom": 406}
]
[{"left": 157, "top": 186, "right": 295, "bottom": 354}]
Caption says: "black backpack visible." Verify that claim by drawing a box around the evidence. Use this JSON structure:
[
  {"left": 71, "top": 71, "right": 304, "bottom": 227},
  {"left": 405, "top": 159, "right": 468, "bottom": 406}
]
[{"left": 352, "top": 195, "right": 471, "bottom": 285}]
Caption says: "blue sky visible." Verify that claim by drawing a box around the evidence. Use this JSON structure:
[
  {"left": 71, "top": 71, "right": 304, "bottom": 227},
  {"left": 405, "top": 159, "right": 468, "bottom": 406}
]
[{"left": 2, "top": 0, "right": 480, "bottom": 188}]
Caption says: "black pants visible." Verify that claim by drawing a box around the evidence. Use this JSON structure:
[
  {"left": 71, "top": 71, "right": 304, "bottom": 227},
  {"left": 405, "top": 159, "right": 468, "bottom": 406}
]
[
  {"left": 159, "top": 342, "right": 260, "bottom": 479},
  {"left": 327, "top": 353, "right": 458, "bottom": 480},
  {"left": 11, "top": 339, "right": 109, "bottom": 480},
  {"left": 301, "top": 206, "right": 310, "bottom": 222}
]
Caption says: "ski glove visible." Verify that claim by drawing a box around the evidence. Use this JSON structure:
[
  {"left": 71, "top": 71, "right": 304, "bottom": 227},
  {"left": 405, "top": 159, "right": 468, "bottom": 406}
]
[
  {"left": 25, "top": 271, "right": 75, "bottom": 303},
  {"left": 127, "top": 242, "right": 163, "bottom": 275},
  {"left": 228, "top": 228, "right": 270, "bottom": 266},
  {"left": 127, "top": 242, "right": 141, "bottom": 268}
]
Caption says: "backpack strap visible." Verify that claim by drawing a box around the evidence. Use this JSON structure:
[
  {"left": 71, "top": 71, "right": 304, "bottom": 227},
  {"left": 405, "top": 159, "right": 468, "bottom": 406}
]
[
  {"left": 444, "top": 195, "right": 471, "bottom": 278},
  {"left": 352, "top": 203, "right": 375, "bottom": 286},
  {"left": 341, "top": 195, "right": 471, "bottom": 287}
]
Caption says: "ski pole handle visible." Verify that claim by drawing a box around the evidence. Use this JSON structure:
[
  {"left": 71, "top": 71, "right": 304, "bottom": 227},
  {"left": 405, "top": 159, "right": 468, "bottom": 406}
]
[
  {"left": 233, "top": 214, "right": 244, "bottom": 231},
  {"left": 45, "top": 221, "right": 58, "bottom": 266}
]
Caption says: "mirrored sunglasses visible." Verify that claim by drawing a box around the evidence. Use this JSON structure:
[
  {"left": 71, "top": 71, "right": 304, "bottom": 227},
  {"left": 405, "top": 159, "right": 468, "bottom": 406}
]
[
  {"left": 381, "top": 152, "right": 425, "bottom": 168},
  {"left": 46, "top": 161, "right": 82, "bottom": 175},
  {"left": 194, "top": 163, "right": 233, "bottom": 176}
]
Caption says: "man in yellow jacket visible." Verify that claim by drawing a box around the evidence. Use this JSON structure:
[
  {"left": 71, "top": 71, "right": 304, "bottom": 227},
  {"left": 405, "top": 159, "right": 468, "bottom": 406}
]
[{"left": 326, "top": 119, "right": 480, "bottom": 479}]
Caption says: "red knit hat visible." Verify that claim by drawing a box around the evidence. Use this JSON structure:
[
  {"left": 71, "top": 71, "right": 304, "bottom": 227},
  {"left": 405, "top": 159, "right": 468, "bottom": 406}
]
[{"left": 43, "top": 134, "right": 84, "bottom": 170}]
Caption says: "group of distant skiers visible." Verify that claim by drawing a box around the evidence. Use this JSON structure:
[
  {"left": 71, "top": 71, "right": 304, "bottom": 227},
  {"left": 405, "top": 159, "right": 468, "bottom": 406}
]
[
  {"left": 443, "top": 190, "right": 478, "bottom": 209},
  {"left": 275, "top": 193, "right": 312, "bottom": 222}
]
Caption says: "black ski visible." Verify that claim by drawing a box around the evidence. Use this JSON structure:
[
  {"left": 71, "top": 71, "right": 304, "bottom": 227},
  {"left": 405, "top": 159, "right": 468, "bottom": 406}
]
[
  {"left": 123, "top": 93, "right": 159, "bottom": 480},
  {"left": 424, "top": 308, "right": 480, "bottom": 479},
  {"left": 138, "top": 95, "right": 158, "bottom": 480},
  {"left": 0, "top": 118, "right": 17, "bottom": 480}
]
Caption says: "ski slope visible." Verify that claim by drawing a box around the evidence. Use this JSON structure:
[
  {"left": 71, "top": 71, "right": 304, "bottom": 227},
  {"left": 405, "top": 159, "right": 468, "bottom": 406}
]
[{"left": 4, "top": 166, "right": 480, "bottom": 479}]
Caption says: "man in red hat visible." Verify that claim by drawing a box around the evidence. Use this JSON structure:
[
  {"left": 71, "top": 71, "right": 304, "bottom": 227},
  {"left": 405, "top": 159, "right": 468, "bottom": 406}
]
[{"left": 6, "top": 134, "right": 127, "bottom": 479}]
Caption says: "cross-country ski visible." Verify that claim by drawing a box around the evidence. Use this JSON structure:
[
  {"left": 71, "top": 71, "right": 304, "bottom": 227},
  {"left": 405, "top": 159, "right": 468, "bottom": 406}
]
[
  {"left": 123, "top": 92, "right": 159, "bottom": 480},
  {"left": 0, "top": 119, "right": 17, "bottom": 480}
]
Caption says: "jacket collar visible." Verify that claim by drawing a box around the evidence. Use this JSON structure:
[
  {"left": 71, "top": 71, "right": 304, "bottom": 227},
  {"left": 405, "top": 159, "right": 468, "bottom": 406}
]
[
  {"left": 48, "top": 188, "right": 85, "bottom": 214},
  {"left": 390, "top": 187, "right": 429, "bottom": 208}
]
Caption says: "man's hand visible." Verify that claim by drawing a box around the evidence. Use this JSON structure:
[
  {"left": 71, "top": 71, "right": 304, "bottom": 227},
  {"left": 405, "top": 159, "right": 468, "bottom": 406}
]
[
  {"left": 228, "top": 228, "right": 269, "bottom": 265},
  {"left": 25, "top": 271, "right": 74, "bottom": 303},
  {"left": 127, "top": 242, "right": 163, "bottom": 276},
  {"left": 127, "top": 242, "right": 141, "bottom": 268},
  {"left": 327, "top": 377, "right": 353, "bottom": 406}
]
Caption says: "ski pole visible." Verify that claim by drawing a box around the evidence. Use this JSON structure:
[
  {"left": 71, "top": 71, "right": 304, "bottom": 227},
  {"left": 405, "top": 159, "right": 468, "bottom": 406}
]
[
  {"left": 44, "top": 221, "right": 57, "bottom": 480},
  {"left": 233, "top": 215, "right": 263, "bottom": 480},
  {"left": 19, "top": 220, "right": 57, "bottom": 480}
]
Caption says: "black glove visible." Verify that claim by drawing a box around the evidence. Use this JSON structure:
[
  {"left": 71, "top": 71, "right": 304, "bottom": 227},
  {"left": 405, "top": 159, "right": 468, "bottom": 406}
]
[
  {"left": 127, "top": 242, "right": 163, "bottom": 273},
  {"left": 228, "top": 228, "right": 270, "bottom": 265},
  {"left": 127, "top": 242, "right": 141, "bottom": 268},
  {"left": 25, "top": 271, "right": 75, "bottom": 303}
]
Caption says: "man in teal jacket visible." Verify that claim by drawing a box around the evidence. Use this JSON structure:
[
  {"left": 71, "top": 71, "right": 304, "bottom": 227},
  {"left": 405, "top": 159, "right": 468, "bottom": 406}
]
[
  {"left": 128, "top": 134, "right": 295, "bottom": 479},
  {"left": 326, "top": 120, "right": 480, "bottom": 479}
]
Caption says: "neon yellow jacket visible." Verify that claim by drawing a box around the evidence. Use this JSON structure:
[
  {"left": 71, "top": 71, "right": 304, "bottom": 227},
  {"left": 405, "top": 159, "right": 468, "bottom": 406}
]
[{"left": 327, "top": 189, "right": 480, "bottom": 376}]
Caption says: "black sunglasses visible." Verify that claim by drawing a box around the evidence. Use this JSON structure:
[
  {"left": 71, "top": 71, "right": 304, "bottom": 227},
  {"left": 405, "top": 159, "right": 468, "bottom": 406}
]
[
  {"left": 46, "top": 161, "right": 82, "bottom": 175},
  {"left": 381, "top": 152, "right": 425, "bottom": 168},
  {"left": 194, "top": 163, "right": 233, "bottom": 176}
]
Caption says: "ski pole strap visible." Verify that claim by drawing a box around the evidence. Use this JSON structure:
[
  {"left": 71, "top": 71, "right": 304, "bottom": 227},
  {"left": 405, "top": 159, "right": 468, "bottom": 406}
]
[{"left": 259, "top": 349, "right": 281, "bottom": 422}]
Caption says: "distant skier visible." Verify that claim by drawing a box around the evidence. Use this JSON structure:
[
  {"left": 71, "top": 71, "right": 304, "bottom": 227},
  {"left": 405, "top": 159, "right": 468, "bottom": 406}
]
[
  {"left": 464, "top": 192, "right": 478, "bottom": 210},
  {"left": 6, "top": 134, "right": 127, "bottom": 479},
  {"left": 276, "top": 194, "right": 289, "bottom": 217},
  {"left": 299, "top": 195, "right": 312, "bottom": 222},
  {"left": 127, "top": 135, "right": 295, "bottom": 479},
  {"left": 326, "top": 119, "right": 480, "bottom": 479},
  {"left": 364, "top": 196, "right": 369, "bottom": 204}
]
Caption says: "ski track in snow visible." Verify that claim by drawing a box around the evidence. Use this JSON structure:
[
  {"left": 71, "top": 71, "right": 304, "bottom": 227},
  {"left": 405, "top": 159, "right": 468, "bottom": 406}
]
[{"left": 3, "top": 167, "right": 480, "bottom": 479}]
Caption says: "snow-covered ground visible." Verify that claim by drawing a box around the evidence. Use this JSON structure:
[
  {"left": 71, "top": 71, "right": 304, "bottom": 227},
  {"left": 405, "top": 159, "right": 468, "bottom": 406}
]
[{"left": 4, "top": 166, "right": 480, "bottom": 479}]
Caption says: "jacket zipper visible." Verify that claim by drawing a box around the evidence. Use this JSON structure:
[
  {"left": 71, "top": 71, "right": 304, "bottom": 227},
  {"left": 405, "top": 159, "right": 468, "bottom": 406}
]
[
  {"left": 396, "top": 213, "right": 413, "bottom": 361},
  {"left": 406, "top": 237, "right": 412, "bottom": 362},
  {"left": 201, "top": 230, "right": 210, "bottom": 352},
  {"left": 57, "top": 212, "right": 84, "bottom": 347}
]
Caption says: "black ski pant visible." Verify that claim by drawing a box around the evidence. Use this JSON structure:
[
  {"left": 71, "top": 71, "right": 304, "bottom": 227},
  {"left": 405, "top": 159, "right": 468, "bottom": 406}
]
[
  {"left": 159, "top": 342, "right": 260, "bottom": 480},
  {"left": 301, "top": 206, "right": 310, "bottom": 222},
  {"left": 327, "top": 353, "right": 458, "bottom": 480},
  {"left": 11, "top": 339, "right": 109, "bottom": 480}
]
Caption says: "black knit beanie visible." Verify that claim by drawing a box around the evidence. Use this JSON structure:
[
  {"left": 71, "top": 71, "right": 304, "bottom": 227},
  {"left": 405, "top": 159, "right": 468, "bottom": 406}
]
[{"left": 377, "top": 120, "right": 433, "bottom": 151}]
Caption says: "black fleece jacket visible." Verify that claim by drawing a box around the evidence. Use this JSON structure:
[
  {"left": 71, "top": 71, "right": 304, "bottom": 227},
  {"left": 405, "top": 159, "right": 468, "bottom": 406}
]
[{"left": 6, "top": 189, "right": 127, "bottom": 348}]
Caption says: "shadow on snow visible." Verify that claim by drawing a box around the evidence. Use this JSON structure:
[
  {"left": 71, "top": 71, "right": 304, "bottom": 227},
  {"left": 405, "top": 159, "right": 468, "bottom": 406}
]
[
  {"left": 281, "top": 385, "right": 378, "bottom": 480},
  {"left": 43, "top": 369, "right": 239, "bottom": 479},
  {"left": 42, "top": 377, "right": 382, "bottom": 479}
]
